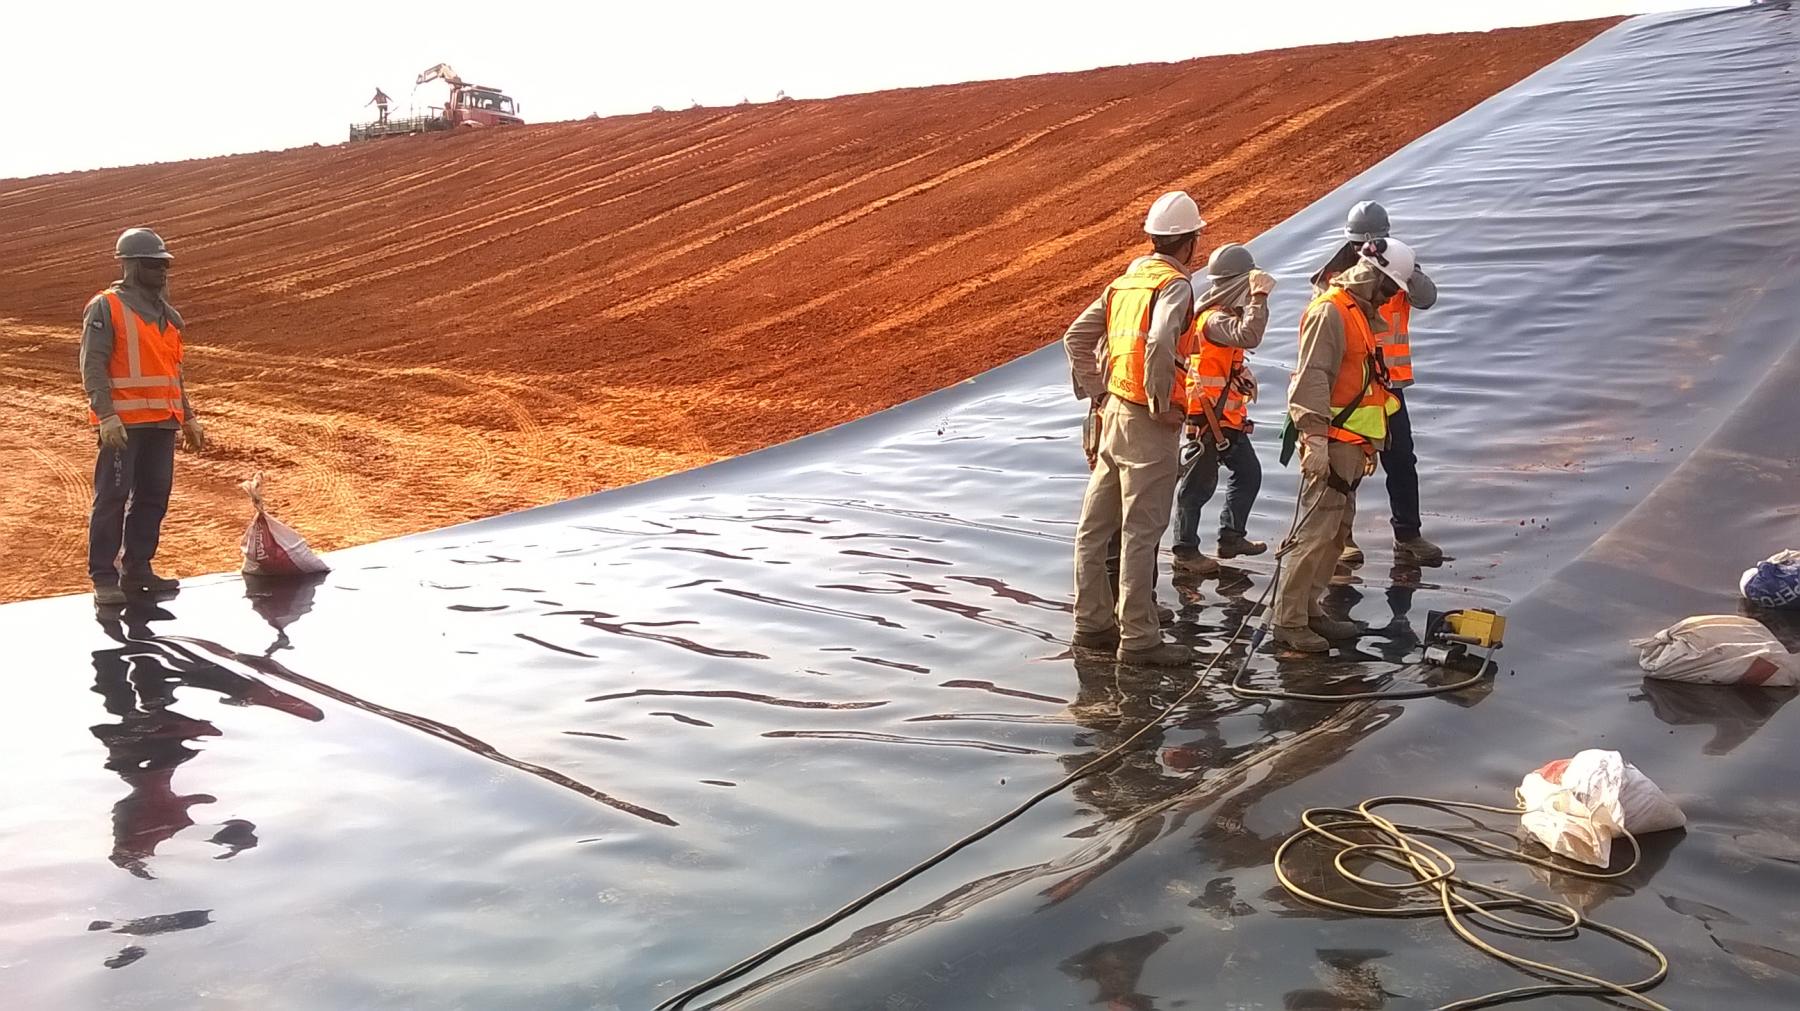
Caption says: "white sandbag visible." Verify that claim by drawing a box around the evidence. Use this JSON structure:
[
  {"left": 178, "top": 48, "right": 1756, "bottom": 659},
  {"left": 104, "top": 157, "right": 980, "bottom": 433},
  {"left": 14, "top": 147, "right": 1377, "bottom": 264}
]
[
  {"left": 1630, "top": 615, "right": 1798, "bottom": 687},
  {"left": 240, "top": 473, "right": 331, "bottom": 576},
  {"left": 1517, "top": 750, "right": 1685, "bottom": 868}
]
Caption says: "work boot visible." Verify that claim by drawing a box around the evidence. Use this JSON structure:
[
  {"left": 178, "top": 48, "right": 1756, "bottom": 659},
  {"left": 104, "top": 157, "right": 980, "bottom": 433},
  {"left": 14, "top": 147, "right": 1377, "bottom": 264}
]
[
  {"left": 1071, "top": 628, "right": 1120, "bottom": 653},
  {"left": 1271, "top": 625, "right": 1330, "bottom": 653},
  {"left": 123, "top": 570, "right": 180, "bottom": 593},
  {"left": 1116, "top": 641, "right": 1195, "bottom": 668},
  {"left": 1339, "top": 536, "right": 1365, "bottom": 566},
  {"left": 93, "top": 581, "right": 127, "bottom": 607},
  {"left": 1309, "top": 616, "right": 1365, "bottom": 641},
  {"left": 1393, "top": 535, "right": 1445, "bottom": 566},
  {"left": 1217, "top": 533, "right": 1267, "bottom": 559},
  {"left": 1171, "top": 548, "right": 1220, "bottom": 577}
]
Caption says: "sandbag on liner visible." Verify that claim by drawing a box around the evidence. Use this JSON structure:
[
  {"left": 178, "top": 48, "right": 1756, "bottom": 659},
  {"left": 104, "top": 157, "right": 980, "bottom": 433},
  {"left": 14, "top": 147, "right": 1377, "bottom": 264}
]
[
  {"left": 240, "top": 473, "right": 331, "bottom": 576},
  {"left": 1517, "top": 750, "right": 1685, "bottom": 868},
  {"left": 1631, "top": 615, "right": 1798, "bottom": 687}
]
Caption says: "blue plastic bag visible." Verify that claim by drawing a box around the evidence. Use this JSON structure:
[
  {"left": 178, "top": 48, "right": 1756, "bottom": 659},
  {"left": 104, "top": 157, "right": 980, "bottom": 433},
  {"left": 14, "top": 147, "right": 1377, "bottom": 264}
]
[{"left": 1740, "top": 549, "right": 1800, "bottom": 609}]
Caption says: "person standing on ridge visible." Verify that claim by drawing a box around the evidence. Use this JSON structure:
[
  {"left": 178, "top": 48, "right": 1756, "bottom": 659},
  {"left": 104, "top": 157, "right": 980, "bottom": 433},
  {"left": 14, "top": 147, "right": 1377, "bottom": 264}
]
[
  {"left": 1062, "top": 191, "right": 1205, "bottom": 667},
  {"left": 1171, "top": 243, "right": 1276, "bottom": 577},
  {"left": 1272, "top": 241, "right": 1415, "bottom": 652},
  {"left": 1310, "top": 201, "right": 1442, "bottom": 566},
  {"left": 81, "top": 228, "right": 206, "bottom": 606},
  {"left": 369, "top": 88, "right": 391, "bottom": 124}
]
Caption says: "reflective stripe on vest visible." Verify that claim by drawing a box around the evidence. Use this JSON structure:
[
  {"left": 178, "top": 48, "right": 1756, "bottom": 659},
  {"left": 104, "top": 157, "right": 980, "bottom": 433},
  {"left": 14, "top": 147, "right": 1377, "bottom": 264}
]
[
  {"left": 1312, "top": 288, "right": 1398, "bottom": 445},
  {"left": 1185, "top": 307, "right": 1250, "bottom": 429},
  {"left": 1377, "top": 291, "right": 1414, "bottom": 389},
  {"left": 89, "top": 291, "right": 185, "bottom": 426},
  {"left": 1103, "top": 257, "right": 1195, "bottom": 411}
]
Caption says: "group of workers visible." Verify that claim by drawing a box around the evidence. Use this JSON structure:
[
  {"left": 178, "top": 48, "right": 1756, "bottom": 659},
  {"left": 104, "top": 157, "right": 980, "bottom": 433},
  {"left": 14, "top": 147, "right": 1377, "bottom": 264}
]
[
  {"left": 78, "top": 199, "right": 1428, "bottom": 631},
  {"left": 1063, "top": 191, "right": 1441, "bottom": 662}
]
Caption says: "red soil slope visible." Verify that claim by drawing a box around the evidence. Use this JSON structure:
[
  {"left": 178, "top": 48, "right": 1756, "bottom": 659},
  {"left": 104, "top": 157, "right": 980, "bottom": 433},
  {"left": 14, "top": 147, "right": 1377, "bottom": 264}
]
[{"left": 0, "top": 20, "right": 1613, "bottom": 602}]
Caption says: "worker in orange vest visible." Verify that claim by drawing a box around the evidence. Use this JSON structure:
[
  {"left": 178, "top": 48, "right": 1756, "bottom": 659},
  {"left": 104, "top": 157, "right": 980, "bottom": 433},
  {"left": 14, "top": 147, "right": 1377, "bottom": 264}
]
[
  {"left": 369, "top": 88, "right": 392, "bottom": 124},
  {"left": 1171, "top": 243, "right": 1276, "bottom": 576},
  {"left": 1310, "top": 200, "right": 1442, "bottom": 566},
  {"left": 1272, "top": 240, "right": 1415, "bottom": 652},
  {"left": 1061, "top": 191, "right": 1206, "bottom": 667},
  {"left": 81, "top": 228, "right": 206, "bottom": 606}
]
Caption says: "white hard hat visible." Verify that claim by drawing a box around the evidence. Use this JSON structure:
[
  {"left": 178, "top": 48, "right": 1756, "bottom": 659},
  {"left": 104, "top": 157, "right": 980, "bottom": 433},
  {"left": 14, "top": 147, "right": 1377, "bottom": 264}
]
[
  {"left": 1359, "top": 237, "right": 1415, "bottom": 288},
  {"left": 1144, "top": 191, "right": 1206, "bottom": 236}
]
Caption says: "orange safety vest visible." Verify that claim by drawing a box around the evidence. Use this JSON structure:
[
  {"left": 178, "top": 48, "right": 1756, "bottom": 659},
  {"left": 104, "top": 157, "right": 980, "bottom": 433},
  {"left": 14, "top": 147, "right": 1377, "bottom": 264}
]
[
  {"left": 88, "top": 290, "right": 185, "bottom": 426},
  {"left": 1307, "top": 287, "right": 1398, "bottom": 446},
  {"left": 1103, "top": 257, "right": 1196, "bottom": 412},
  {"left": 1185, "top": 307, "right": 1250, "bottom": 430},
  {"left": 1377, "top": 291, "right": 1414, "bottom": 389}
]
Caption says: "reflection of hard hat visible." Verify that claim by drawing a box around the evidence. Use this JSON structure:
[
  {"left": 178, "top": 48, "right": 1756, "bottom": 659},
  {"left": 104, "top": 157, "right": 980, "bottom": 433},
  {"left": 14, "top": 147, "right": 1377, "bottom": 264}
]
[
  {"left": 1360, "top": 237, "right": 1415, "bottom": 287},
  {"left": 1206, "top": 243, "right": 1256, "bottom": 279},
  {"left": 1344, "top": 200, "right": 1391, "bottom": 241},
  {"left": 1144, "top": 191, "right": 1206, "bottom": 236},
  {"left": 115, "top": 228, "right": 172, "bottom": 260}
]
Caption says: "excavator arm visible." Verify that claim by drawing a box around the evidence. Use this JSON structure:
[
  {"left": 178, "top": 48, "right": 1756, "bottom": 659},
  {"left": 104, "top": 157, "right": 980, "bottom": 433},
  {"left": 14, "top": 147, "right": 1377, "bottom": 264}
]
[{"left": 415, "top": 63, "right": 463, "bottom": 87}]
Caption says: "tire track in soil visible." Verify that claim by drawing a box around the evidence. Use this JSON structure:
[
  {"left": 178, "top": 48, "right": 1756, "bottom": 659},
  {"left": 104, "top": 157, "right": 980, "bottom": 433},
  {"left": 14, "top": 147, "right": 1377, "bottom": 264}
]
[
  {"left": 856, "top": 65, "right": 1409, "bottom": 343},
  {"left": 484, "top": 104, "right": 1050, "bottom": 321},
  {"left": 201, "top": 112, "right": 773, "bottom": 294},
  {"left": 541, "top": 100, "right": 1126, "bottom": 324},
  {"left": 414, "top": 111, "right": 1021, "bottom": 311}
]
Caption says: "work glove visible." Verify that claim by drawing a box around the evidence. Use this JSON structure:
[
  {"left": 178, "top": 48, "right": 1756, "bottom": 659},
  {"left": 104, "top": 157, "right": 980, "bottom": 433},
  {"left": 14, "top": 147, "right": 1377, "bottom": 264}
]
[
  {"left": 1247, "top": 269, "right": 1277, "bottom": 297},
  {"left": 98, "top": 415, "right": 128, "bottom": 451},
  {"left": 1362, "top": 451, "right": 1378, "bottom": 477},
  {"left": 182, "top": 418, "right": 207, "bottom": 453},
  {"left": 1300, "top": 434, "right": 1330, "bottom": 482}
]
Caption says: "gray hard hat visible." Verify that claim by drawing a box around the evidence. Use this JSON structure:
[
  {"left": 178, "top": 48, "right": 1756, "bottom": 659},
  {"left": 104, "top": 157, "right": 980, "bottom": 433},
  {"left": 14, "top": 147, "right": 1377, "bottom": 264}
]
[
  {"left": 1344, "top": 200, "right": 1391, "bottom": 241},
  {"left": 115, "top": 227, "right": 173, "bottom": 261},
  {"left": 1206, "top": 242, "right": 1256, "bottom": 279}
]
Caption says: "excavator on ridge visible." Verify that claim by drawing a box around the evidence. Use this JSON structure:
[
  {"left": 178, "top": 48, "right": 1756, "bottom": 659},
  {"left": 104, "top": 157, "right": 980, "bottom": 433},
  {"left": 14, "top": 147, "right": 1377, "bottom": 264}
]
[{"left": 349, "top": 63, "right": 524, "bottom": 141}]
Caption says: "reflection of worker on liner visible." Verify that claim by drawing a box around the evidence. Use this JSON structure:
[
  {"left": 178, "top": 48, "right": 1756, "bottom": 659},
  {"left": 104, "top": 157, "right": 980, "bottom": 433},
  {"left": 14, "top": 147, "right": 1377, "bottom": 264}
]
[
  {"left": 1311, "top": 201, "right": 1443, "bottom": 567},
  {"left": 369, "top": 88, "right": 391, "bottom": 124},
  {"left": 81, "top": 228, "right": 205, "bottom": 606},
  {"left": 1272, "top": 241, "right": 1415, "bottom": 653},
  {"left": 1062, "top": 191, "right": 1206, "bottom": 667}
]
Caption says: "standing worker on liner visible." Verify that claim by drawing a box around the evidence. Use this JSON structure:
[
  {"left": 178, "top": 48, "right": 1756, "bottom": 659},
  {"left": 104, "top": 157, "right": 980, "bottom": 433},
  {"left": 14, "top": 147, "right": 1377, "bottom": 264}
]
[
  {"left": 1171, "top": 243, "right": 1276, "bottom": 576},
  {"left": 1311, "top": 201, "right": 1442, "bottom": 566},
  {"left": 1062, "top": 191, "right": 1205, "bottom": 666},
  {"left": 81, "top": 228, "right": 206, "bottom": 606},
  {"left": 1272, "top": 241, "right": 1415, "bottom": 653}
]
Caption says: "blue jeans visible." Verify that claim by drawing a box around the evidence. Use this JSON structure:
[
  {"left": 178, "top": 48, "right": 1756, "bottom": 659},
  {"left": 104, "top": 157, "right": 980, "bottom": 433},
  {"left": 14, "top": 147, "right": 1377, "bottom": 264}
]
[
  {"left": 89, "top": 427, "right": 177, "bottom": 583},
  {"left": 1174, "top": 427, "right": 1261, "bottom": 551},
  {"left": 1381, "top": 392, "right": 1423, "bottom": 541}
]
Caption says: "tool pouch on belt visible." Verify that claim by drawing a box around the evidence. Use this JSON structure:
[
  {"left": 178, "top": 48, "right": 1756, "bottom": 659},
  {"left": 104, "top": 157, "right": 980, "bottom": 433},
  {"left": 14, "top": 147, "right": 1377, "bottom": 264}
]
[{"left": 1082, "top": 401, "right": 1102, "bottom": 470}]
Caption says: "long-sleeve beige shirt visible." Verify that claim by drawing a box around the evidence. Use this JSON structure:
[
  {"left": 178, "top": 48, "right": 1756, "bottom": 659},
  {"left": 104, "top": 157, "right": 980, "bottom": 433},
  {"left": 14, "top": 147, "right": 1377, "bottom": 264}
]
[
  {"left": 80, "top": 284, "right": 192, "bottom": 429},
  {"left": 1290, "top": 261, "right": 1389, "bottom": 446},
  {"left": 1197, "top": 296, "right": 1268, "bottom": 350},
  {"left": 1061, "top": 253, "right": 1195, "bottom": 407}
]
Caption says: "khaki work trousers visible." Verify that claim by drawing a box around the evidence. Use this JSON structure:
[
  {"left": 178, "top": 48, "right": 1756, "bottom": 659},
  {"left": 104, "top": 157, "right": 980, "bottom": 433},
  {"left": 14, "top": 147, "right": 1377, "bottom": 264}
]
[
  {"left": 1074, "top": 397, "right": 1182, "bottom": 650},
  {"left": 1271, "top": 440, "right": 1368, "bottom": 630}
]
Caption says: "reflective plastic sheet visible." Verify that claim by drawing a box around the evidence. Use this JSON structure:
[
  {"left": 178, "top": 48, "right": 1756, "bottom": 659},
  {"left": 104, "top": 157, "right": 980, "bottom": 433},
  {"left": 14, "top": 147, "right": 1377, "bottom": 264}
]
[{"left": 5, "top": 6, "right": 1800, "bottom": 1009}]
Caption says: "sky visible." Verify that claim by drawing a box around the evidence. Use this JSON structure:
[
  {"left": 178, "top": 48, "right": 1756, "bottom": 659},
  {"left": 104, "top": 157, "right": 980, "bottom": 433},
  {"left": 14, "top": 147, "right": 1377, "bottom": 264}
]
[{"left": 6, "top": 0, "right": 1720, "bottom": 180}]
